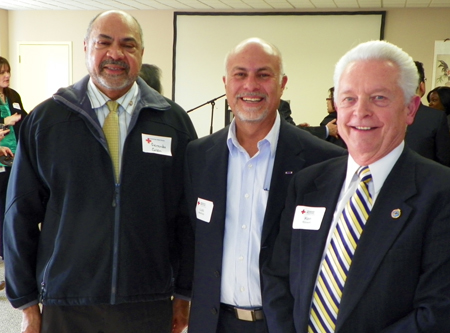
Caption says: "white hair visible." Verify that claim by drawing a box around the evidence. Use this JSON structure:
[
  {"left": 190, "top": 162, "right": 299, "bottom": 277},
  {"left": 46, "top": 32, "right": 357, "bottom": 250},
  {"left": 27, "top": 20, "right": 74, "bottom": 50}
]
[{"left": 333, "top": 40, "right": 418, "bottom": 103}]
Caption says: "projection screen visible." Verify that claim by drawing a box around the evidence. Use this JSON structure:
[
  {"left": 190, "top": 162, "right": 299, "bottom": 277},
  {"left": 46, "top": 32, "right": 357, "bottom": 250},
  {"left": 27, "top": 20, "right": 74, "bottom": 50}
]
[{"left": 174, "top": 12, "right": 385, "bottom": 138}]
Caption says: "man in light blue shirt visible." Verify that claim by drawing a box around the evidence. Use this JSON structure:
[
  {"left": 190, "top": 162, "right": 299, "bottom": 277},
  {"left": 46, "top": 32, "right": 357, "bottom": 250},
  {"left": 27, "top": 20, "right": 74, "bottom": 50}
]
[{"left": 185, "top": 37, "right": 344, "bottom": 332}]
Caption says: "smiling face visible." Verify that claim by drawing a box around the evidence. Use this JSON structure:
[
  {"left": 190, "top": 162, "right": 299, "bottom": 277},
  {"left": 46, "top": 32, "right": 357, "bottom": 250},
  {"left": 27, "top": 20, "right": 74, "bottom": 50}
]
[
  {"left": 336, "top": 59, "right": 420, "bottom": 165},
  {"left": 84, "top": 11, "right": 144, "bottom": 100},
  {"left": 0, "top": 65, "right": 11, "bottom": 91},
  {"left": 223, "top": 42, "right": 287, "bottom": 127}
]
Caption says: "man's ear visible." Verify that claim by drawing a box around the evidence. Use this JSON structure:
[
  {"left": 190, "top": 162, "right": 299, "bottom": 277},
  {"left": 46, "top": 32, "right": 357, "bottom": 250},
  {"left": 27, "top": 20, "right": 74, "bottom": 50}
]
[
  {"left": 417, "top": 81, "right": 426, "bottom": 98},
  {"left": 406, "top": 95, "right": 421, "bottom": 125},
  {"left": 281, "top": 75, "right": 288, "bottom": 92}
]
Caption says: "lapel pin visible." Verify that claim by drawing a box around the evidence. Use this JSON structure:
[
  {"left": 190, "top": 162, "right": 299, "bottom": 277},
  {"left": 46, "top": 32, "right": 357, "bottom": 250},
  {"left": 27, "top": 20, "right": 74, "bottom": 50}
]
[
  {"left": 391, "top": 209, "right": 401, "bottom": 219},
  {"left": 285, "top": 171, "right": 293, "bottom": 174}
]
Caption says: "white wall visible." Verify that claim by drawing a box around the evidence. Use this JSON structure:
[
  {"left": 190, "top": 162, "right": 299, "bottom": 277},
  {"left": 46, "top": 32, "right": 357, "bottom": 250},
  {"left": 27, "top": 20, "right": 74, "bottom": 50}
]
[
  {"left": 0, "top": 10, "right": 8, "bottom": 57},
  {"left": 5, "top": 8, "right": 450, "bottom": 136},
  {"left": 8, "top": 10, "right": 173, "bottom": 110}
]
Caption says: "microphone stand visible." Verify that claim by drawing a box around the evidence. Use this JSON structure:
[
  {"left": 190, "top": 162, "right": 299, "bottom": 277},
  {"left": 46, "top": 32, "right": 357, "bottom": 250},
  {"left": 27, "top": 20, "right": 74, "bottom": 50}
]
[{"left": 187, "top": 94, "right": 226, "bottom": 134}]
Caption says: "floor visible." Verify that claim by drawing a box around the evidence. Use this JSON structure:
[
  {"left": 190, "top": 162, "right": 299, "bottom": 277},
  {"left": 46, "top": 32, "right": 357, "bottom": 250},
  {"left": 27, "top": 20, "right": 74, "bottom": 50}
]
[{"left": 0, "top": 258, "right": 22, "bottom": 332}]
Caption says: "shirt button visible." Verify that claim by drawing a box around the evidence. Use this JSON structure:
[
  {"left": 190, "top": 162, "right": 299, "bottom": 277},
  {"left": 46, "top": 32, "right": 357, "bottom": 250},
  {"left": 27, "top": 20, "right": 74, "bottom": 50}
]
[
  {"left": 242, "top": 225, "right": 247, "bottom": 229},
  {"left": 240, "top": 287, "right": 245, "bottom": 292},
  {"left": 244, "top": 193, "right": 249, "bottom": 198},
  {"left": 238, "top": 256, "right": 244, "bottom": 261},
  {"left": 248, "top": 164, "right": 253, "bottom": 168}
]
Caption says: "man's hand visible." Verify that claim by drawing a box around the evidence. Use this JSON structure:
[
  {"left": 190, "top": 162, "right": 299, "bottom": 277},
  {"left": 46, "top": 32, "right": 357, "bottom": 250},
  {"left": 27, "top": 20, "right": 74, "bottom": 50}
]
[
  {"left": 21, "top": 304, "right": 41, "bottom": 333},
  {"left": 297, "top": 122, "right": 310, "bottom": 128},
  {"left": 326, "top": 119, "right": 339, "bottom": 138},
  {"left": 172, "top": 298, "right": 190, "bottom": 333}
]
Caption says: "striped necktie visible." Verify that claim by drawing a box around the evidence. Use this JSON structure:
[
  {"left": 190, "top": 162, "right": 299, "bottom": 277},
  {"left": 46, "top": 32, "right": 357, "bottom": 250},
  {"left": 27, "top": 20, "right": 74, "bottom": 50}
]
[
  {"left": 308, "top": 166, "right": 372, "bottom": 333},
  {"left": 103, "top": 100, "right": 120, "bottom": 183}
]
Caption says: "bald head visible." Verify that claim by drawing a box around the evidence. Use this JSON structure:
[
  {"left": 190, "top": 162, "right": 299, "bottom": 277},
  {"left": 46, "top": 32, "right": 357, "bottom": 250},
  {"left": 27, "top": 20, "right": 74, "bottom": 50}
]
[
  {"left": 85, "top": 10, "right": 144, "bottom": 48},
  {"left": 224, "top": 38, "right": 284, "bottom": 83}
]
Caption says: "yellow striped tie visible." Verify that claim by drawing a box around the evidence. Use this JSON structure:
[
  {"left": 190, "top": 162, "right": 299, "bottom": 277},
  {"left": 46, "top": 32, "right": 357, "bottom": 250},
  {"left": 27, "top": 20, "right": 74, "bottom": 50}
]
[
  {"left": 308, "top": 166, "right": 372, "bottom": 333},
  {"left": 103, "top": 101, "right": 120, "bottom": 183}
]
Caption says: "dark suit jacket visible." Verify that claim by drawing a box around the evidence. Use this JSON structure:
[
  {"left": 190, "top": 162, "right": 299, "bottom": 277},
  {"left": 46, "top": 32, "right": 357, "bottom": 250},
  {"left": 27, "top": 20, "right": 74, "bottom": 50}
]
[
  {"left": 405, "top": 103, "right": 450, "bottom": 166},
  {"left": 185, "top": 118, "right": 345, "bottom": 332},
  {"left": 320, "top": 111, "right": 347, "bottom": 148},
  {"left": 278, "top": 100, "right": 296, "bottom": 126},
  {"left": 299, "top": 125, "right": 327, "bottom": 139},
  {"left": 262, "top": 148, "right": 450, "bottom": 332}
]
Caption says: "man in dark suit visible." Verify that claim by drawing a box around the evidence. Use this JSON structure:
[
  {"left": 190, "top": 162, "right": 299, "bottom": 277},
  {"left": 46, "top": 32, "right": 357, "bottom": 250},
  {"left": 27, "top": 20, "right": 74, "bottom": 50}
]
[
  {"left": 405, "top": 60, "right": 450, "bottom": 166},
  {"left": 185, "top": 38, "right": 344, "bottom": 333},
  {"left": 263, "top": 40, "right": 450, "bottom": 332}
]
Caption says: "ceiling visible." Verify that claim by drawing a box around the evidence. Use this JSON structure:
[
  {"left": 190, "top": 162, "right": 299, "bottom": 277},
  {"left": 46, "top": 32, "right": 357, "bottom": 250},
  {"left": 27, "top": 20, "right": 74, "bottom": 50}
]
[{"left": 0, "top": 0, "right": 449, "bottom": 11}]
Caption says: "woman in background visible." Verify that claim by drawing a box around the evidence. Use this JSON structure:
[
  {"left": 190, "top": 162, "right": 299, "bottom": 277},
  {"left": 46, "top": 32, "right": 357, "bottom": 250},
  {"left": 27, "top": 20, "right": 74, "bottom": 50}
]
[
  {"left": 427, "top": 86, "right": 450, "bottom": 113},
  {"left": 0, "top": 56, "right": 27, "bottom": 291},
  {"left": 427, "top": 86, "right": 450, "bottom": 131}
]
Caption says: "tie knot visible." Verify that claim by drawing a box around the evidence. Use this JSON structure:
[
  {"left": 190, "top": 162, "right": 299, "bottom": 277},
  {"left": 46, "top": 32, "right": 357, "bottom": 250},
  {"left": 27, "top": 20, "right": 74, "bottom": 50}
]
[
  {"left": 357, "top": 166, "right": 372, "bottom": 183},
  {"left": 106, "top": 100, "right": 119, "bottom": 113}
]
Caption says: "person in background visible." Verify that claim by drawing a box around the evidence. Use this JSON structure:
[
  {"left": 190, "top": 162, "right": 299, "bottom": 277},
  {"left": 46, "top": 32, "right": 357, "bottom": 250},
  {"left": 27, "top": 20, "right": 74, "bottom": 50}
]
[
  {"left": 319, "top": 86, "right": 346, "bottom": 148},
  {"left": 139, "top": 63, "right": 163, "bottom": 94},
  {"left": 0, "top": 56, "right": 27, "bottom": 292},
  {"left": 427, "top": 85, "right": 450, "bottom": 130},
  {"left": 3, "top": 10, "right": 196, "bottom": 333},
  {"left": 278, "top": 99, "right": 296, "bottom": 125},
  {"left": 405, "top": 61, "right": 450, "bottom": 166},
  {"left": 263, "top": 40, "right": 450, "bottom": 332},
  {"left": 185, "top": 37, "right": 344, "bottom": 333},
  {"left": 296, "top": 89, "right": 340, "bottom": 143}
]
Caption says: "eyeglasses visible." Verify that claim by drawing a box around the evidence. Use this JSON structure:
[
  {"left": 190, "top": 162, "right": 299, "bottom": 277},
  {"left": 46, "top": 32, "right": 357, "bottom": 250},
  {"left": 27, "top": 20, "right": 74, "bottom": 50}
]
[{"left": 326, "top": 98, "right": 332, "bottom": 101}]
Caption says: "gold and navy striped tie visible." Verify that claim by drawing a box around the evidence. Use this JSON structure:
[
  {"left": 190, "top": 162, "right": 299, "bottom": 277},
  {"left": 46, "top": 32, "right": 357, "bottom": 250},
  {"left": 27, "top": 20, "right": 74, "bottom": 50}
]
[
  {"left": 308, "top": 166, "right": 372, "bottom": 333},
  {"left": 103, "top": 100, "right": 120, "bottom": 183}
]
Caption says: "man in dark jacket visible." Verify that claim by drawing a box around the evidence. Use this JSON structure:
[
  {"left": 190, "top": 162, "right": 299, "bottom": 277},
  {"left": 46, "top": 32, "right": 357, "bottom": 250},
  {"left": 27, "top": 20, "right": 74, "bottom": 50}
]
[
  {"left": 3, "top": 10, "right": 196, "bottom": 333},
  {"left": 405, "top": 61, "right": 450, "bottom": 166},
  {"left": 185, "top": 37, "right": 344, "bottom": 333}
]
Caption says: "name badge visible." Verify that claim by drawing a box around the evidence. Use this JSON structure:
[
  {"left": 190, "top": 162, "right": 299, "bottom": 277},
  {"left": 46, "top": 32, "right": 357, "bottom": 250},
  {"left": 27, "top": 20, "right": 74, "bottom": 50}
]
[
  {"left": 12, "top": 103, "right": 21, "bottom": 110},
  {"left": 142, "top": 134, "right": 172, "bottom": 156},
  {"left": 196, "top": 198, "right": 214, "bottom": 223},
  {"left": 292, "top": 205, "right": 326, "bottom": 230}
]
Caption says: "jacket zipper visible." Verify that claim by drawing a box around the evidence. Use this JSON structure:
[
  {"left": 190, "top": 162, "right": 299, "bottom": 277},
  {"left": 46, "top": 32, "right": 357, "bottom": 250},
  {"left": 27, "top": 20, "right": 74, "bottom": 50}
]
[
  {"left": 110, "top": 183, "right": 120, "bottom": 304},
  {"left": 39, "top": 245, "right": 58, "bottom": 303}
]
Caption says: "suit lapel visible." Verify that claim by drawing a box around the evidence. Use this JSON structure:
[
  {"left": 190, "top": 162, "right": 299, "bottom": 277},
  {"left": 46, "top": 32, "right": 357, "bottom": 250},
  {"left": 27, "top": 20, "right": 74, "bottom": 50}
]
[
  {"left": 261, "top": 121, "right": 307, "bottom": 244},
  {"left": 200, "top": 129, "right": 229, "bottom": 237},
  {"left": 336, "top": 150, "right": 417, "bottom": 329},
  {"left": 296, "top": 159, "right": 348, "bottom": 328}
]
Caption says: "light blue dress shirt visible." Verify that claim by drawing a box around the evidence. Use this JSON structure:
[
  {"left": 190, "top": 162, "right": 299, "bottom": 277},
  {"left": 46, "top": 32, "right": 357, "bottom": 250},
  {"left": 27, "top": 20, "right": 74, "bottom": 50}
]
[{"left": 220, "top": 113, "right": 281, "bottom": 308}]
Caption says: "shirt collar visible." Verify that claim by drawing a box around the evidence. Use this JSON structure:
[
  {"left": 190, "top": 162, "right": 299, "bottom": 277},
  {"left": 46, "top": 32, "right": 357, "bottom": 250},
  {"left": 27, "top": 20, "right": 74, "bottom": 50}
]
[
  {"left": 87, "top": 78, "right": 138, "bottom": 115},
  {"left": 344, "top": 141, "right": 404, "bottom": 196},
  {"left": 226, "top": 112, "right": 281, "bottom": 158}
]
